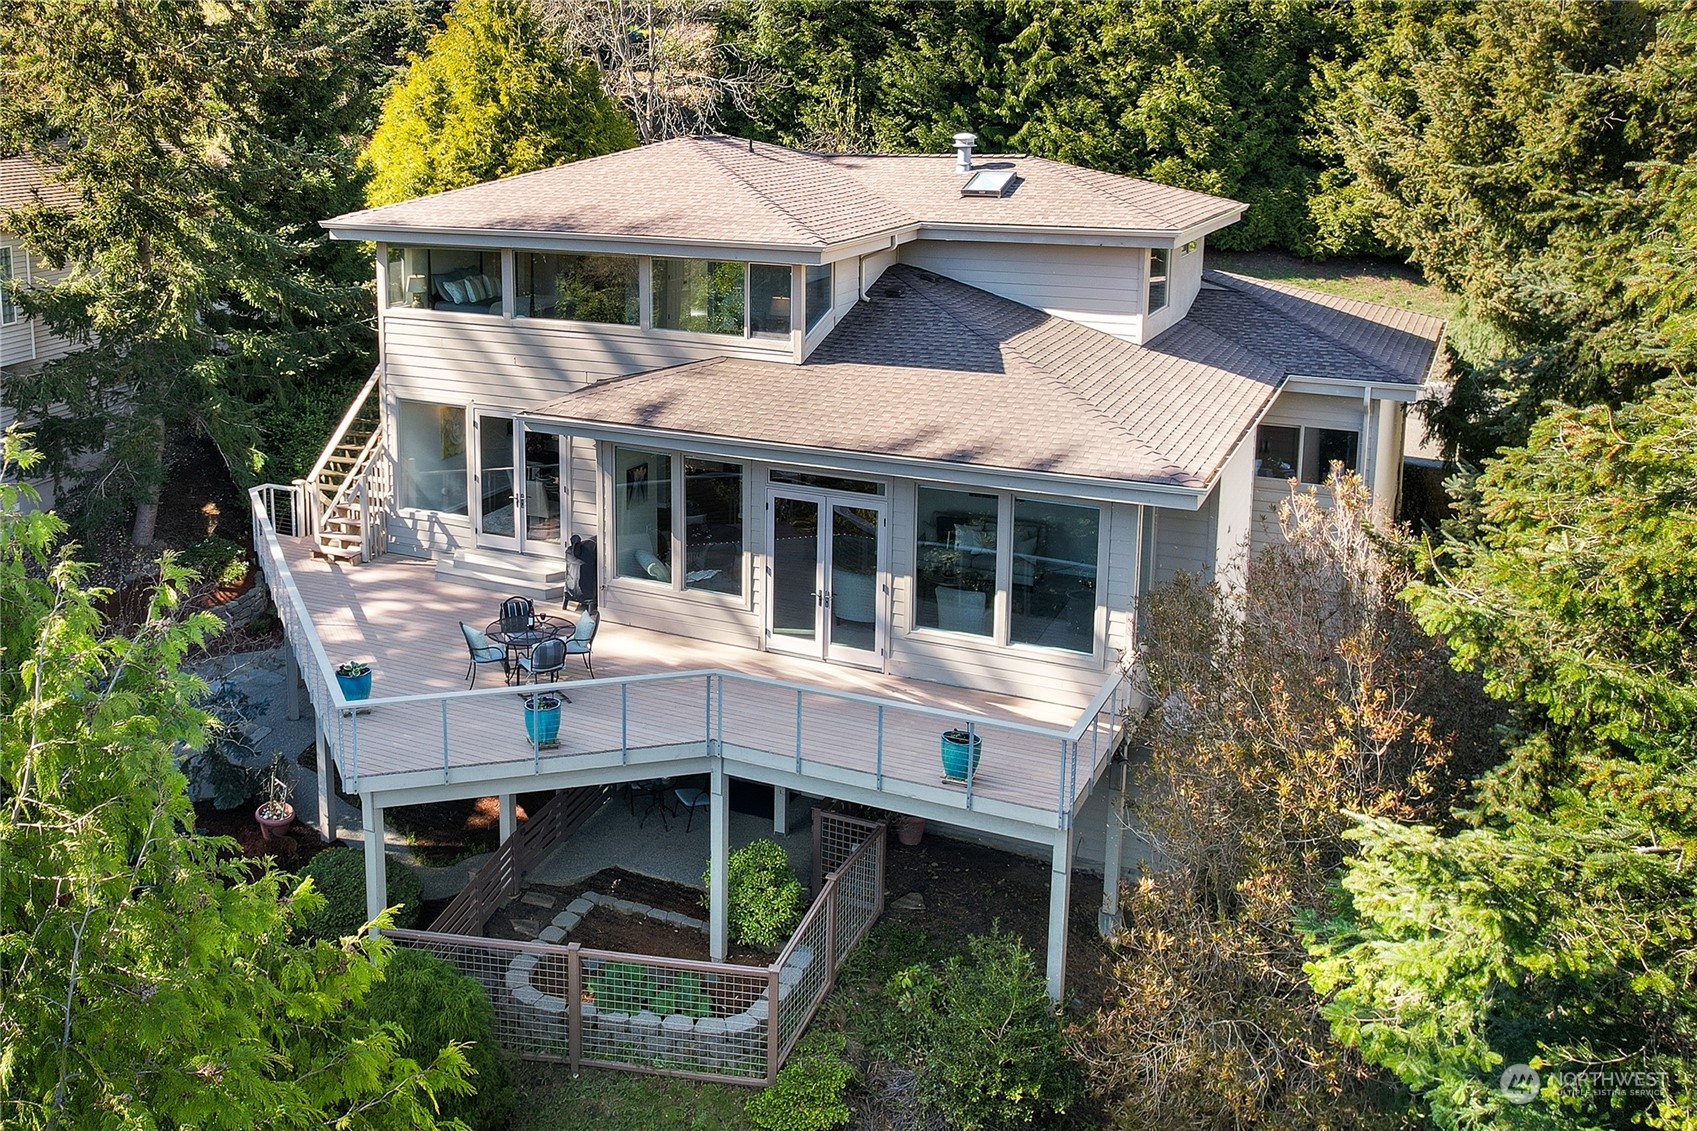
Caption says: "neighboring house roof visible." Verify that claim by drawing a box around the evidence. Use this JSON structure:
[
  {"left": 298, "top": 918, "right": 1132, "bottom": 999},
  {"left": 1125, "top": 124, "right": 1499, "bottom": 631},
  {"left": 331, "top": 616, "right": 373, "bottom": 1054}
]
[
  {"left": 0, "top": 156, "right": 78, "bottom": 214},
  {"left": 530, "top": 265, "right": 1290, "bottom": 492},
  {"left": 324, "top": 135, "right": 1244, "bottom": 250}
]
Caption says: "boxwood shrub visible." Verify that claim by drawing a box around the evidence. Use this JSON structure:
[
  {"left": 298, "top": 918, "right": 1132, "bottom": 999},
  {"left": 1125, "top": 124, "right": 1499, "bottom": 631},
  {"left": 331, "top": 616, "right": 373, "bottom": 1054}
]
[
  {"left": 295, "top": 847, "right": 422, "bottom": 940},
  {"left": 705, "top": 838, "right": 804, "bottom": 949}
]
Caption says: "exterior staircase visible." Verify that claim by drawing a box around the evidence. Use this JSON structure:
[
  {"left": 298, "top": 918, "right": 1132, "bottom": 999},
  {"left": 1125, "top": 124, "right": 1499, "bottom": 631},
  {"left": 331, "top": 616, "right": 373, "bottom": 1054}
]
[{"left": 298, "top": 369, "right": 389, "bottom": 562}]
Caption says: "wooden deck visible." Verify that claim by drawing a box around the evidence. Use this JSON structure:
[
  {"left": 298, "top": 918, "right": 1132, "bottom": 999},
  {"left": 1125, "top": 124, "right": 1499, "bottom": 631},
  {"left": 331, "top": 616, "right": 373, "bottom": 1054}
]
[{"left": 273, "top": 536, "right": 1124, "bottom": 834}]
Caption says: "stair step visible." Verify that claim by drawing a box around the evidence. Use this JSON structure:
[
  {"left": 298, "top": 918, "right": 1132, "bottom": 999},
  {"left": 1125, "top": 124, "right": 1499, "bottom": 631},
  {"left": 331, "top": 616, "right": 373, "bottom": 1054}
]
[{"left": 434, "top": 548, "right": 568, "bottom": 600}]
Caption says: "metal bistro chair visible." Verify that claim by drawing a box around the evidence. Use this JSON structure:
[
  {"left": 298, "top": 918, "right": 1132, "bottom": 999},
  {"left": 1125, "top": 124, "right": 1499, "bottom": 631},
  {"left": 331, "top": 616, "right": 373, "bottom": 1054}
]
[
  {"left": 561, "top": 609, "right": 599, "bottom": 678},
  {"left": 460, "top": 622, "right": 509, "bottom": 688},
  {"left": 498, "top": 595, "right": 535, "bottom": 634},
  {"left": 517, "top": 636, "right": 567, "bottom": 686}
]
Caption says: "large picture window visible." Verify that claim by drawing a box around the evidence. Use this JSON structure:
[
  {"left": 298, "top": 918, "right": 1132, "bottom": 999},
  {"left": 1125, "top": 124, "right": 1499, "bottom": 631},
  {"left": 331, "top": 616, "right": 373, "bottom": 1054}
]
[
  {"left": 1009, "top": 499, "right": 1099, "bottom": 653},
  {"left": 684, "top": 458, "right": 743, "bottom": 595},
  {"left": 915, "top": 487, "right": 997, "bottom": 637},
  {"left": 517, "top": 253, "right": 637, "bottom": 324},
  {"left": 748, "top": 264, "right": 791, "bottom": 337},
  {"left": 614, "top": 447, "right": 673, "bottom": 583},
  {"left": 387, "top": 245, "right": 502, "bottom": 314},
  {"left": 652, "top": 258, "right": 744, "bottom": 335},
  {"left": 395, "top": 400, "right": 468, "bottom": 514}
]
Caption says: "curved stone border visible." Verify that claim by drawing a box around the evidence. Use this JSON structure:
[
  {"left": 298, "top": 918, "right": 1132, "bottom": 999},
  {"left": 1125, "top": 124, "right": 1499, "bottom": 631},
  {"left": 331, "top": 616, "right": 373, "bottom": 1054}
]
[{"left": 501, "top": 891, "right": 816, "bottom": 1073}]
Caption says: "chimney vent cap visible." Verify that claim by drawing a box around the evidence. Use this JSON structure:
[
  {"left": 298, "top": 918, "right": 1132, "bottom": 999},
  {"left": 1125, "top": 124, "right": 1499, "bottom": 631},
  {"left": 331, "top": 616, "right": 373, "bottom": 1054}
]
[{"left": 952, "top": 132, "right": 978, "bottom": 173}]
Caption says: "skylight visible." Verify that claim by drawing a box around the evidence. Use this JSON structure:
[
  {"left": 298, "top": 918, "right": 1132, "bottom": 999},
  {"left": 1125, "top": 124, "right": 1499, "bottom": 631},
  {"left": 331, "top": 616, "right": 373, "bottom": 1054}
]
[{"left": 961, "top": 168, "right": 1017, "bottom": 197}]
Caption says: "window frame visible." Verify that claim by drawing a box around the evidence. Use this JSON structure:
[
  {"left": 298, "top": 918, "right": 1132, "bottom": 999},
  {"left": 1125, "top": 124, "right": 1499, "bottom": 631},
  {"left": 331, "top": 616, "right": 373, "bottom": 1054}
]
[
  {"left": 1255, "top": 423, "right": 1361, "bottom": 485},
  {"left": 385, "top": 245, "right": 504, "bottom": 315},
  {"left": 0, "top": 246, "right": 16, "bottom": 326},
  {"left": 1147, "top": 247, "right": 1170, "bottom": 314},
  {"left": 650, "top": 257, "right": 796, "bottom": 340},
  {"left": 611, "top": 444, "right": 749, "bottom": 601},
  {"left": 393, "top": 398, "right": 470, "bottom": 516},
  {"left": 515, "top": 251, "right": 639, "bottom": 325}
]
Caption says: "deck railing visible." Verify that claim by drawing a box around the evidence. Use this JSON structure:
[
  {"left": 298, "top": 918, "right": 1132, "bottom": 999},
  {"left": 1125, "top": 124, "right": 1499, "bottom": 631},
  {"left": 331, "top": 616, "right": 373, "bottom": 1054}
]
[
  {"left": 250, "top": 486, "right": 1137, "bottom": 829},
  {"left": 385, "top": 812, "right": 885, "bottom": 1086}
]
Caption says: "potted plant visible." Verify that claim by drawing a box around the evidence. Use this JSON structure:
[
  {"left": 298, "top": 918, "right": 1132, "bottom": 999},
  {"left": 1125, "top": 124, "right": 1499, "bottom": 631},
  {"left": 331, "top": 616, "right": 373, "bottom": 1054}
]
[
  {"left": 335, "top": 660, "right": 372, "bottom": 701},
  {"left": 897, "top": 814, "right": 926, "bottom": 846},
  {"left": 254, "top": 756, "right": 295, "bottom": 840},
  {"left": 940, "top": 728, "right": 982, "bottom": 781},
  {"left": 524, "top": 692, "right": 562, "bottom": 749}
]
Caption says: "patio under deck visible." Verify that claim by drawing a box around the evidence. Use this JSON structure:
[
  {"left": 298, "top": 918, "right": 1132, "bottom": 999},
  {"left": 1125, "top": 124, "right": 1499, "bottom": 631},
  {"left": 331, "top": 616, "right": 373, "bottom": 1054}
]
[{"left": 271, "top": 535, "right": 1126, "bottom": 836}]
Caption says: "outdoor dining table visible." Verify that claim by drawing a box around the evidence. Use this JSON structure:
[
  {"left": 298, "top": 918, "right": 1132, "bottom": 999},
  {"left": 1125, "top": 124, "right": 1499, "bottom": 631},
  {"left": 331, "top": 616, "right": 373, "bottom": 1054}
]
[{"left": 484, "top": 615, "right": 571, "bottom": 674}]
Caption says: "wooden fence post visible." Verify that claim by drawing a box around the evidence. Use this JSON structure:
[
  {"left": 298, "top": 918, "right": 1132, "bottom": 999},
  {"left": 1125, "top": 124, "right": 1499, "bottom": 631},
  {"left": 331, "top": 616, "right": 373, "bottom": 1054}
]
[
  {"left": 765, "top": 965, "right": 781, "bottom": 1085},
  {"left": 567, "top": 942, "right": 582, "bottom": 1074}
]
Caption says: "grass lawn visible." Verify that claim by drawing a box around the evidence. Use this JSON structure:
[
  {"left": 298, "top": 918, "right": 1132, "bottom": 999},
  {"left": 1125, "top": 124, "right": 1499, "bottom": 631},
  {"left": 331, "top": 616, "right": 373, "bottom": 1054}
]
[{"left": 508, "top": 1063, "right": 753, "bottom": 1131}]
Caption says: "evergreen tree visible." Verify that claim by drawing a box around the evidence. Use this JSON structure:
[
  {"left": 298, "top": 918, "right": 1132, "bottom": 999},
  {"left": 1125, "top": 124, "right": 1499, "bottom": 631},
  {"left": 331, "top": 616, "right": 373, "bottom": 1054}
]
[
  {"left": 0, "top": 433, "right": 472, "bottom": 1128},
  {"left": 362, "top": 0, "right": 636, "bottom": 206},
  {"left": 0, "top": 0, "right": 417, "bottom": 543}
]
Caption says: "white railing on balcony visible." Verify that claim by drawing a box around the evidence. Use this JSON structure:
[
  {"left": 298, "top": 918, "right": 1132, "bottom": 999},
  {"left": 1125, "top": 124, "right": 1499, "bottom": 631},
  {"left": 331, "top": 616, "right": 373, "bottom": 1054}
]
[{"left": 250, "top": 485, "right": 1136, "bottom": 830}]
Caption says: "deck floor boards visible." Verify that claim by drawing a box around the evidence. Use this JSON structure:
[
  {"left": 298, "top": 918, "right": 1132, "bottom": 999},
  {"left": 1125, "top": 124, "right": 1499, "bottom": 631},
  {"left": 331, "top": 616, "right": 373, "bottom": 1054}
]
[{"left": 279, "top": 538, "right": 1105, "bottom": 821}]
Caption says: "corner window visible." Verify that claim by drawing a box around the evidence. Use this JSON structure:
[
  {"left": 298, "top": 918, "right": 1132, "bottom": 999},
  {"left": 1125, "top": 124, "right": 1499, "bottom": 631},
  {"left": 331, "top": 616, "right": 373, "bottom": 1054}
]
[
  {"left": 916, "top": 487, "right": 997, "bottom": 637},
  {"left": 1255, "top": 424, "right": 1359, "bottom": 484},
  {"left": 0, "top": 246, "right": 15, "bottom": 325},
  {"left": 517, "top": 253, "right": 637, "bottom": 324},
  {"left": 1148, "top": 247, "right": 1170, "bottom": 314},
  {"left": 395, "top": 400, "right": 469, "bottom": 515},
  {"left": 615, "top": 447, "right": 673, "bottom": 583},
  {"left": 1009, "top": 499, "right": 1099, "bottom": 653},
  {"left": 805, "top": 264, "right": 832, "bottom": 332},
  {"left": 387, "top": 245, "right": 502, "bottom": 314},
  {"left": 652, "top": 258, "right": 744, "bottom": 335}
]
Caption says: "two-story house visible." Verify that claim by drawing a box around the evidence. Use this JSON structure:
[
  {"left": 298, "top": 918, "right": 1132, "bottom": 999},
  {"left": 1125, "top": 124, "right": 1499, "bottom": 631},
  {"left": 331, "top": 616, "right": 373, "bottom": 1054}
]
[
  {"left": 1, "top": 156, "right": 82, "bottom": 506},
  {"left": 252, "top": 134, "right": 1442, "bottom": 1001}
]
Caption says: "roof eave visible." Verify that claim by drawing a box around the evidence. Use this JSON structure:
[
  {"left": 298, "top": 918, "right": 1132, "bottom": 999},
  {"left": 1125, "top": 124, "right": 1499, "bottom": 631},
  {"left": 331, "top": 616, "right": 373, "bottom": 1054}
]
[
  {"left": 916, "top": 206, "right": 1244, "bottom": 247},
  {"left": 321, "top": 219, "right": 837, "bottom": 260},
  {"left": 517, "top": 414, "right": 1212, "bottom": 509}
]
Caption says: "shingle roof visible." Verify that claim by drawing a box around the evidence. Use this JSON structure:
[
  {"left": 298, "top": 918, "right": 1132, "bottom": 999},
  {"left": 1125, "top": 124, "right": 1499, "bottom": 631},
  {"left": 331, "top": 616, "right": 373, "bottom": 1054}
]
[
  {"left": 529, "top": 265, "right": 1290, "bottom": 490},
  {"left": 0, "top": 156, "right": 78, "bottom": 214},
  {"left": 325, "top": 136, "right": 1243, "bottom": 247}
]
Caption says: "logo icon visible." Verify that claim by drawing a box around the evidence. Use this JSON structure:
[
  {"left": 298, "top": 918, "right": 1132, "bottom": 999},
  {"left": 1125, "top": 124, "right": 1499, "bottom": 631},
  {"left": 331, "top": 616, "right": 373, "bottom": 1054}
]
[{"left": 1500, "top": 1063, "right": 1541, "bottom": 1105}]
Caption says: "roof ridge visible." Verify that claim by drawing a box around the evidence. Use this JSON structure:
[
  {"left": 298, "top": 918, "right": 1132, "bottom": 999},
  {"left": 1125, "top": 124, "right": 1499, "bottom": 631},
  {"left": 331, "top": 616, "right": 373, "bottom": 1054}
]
[
  {"left": 886, "top": 267, "right": 1184, "bottom": 474},
  {"left": 1202, "top": 270, "right": 1406, "bottom": 382},
  {"left": 694, "top": 139, "right": 844, "bottom": 246}
]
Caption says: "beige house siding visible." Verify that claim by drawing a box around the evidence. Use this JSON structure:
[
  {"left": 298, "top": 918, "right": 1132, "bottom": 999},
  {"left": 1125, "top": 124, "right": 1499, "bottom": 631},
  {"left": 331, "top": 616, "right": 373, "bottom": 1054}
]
[
  {"left": 1140, "top": 237, "right": 1206, "bottom": 342},
  {"left": 899, "top": 239, "right": 1145, "bottom": 343}
]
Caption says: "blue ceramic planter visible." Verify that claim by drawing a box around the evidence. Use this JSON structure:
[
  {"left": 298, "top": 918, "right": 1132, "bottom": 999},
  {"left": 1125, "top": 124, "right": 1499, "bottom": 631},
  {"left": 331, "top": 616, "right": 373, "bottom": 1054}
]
[
  {"left": 525, "top": 697, "right": 562, "bottom": 747},
  {"left": 336, "top": 670, "right": 372, "bottom": 701},
  {"left": 940, "top": 731, "right": 982, "bottom": 781}
]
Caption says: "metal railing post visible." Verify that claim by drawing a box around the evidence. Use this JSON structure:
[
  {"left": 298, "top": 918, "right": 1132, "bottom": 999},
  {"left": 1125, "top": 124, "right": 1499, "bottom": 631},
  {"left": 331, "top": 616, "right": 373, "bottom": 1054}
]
[
  {"left": 794, "top": 689, "right": 803, "bottom": 774},
  {"left": 620, "top": 683, "right": 628, "bottom": 763},
  {"left": 874, "top": 705, "right": 884, "bottom": 790},
  {"left": 965, "top": 722, "right": 976, "bottom": 810},
  {"left": 441, "top": 700, "right": 451, "bottom": 780}
]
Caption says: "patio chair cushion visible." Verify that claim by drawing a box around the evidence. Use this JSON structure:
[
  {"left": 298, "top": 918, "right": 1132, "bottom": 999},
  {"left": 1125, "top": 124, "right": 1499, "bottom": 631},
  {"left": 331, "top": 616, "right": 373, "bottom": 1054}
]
[
  {"left": 566, "top": 611, "right": 599, "bottom": 648},
  {"left": 461, "top": 622, "right": 505, "bottom": 662}
]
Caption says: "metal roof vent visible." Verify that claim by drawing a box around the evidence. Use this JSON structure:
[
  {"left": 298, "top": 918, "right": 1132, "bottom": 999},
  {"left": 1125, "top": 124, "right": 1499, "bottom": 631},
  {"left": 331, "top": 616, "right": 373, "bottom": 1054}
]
[{"left": 953, "top": 132, "right": 977, "bottom": 173}]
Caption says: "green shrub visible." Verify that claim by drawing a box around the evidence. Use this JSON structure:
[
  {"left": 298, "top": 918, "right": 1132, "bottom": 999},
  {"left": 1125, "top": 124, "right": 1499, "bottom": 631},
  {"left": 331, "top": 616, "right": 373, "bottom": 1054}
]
[
  {"left": 746, "top": 1030, "right": 854, "bottom": 1131},
  {"left": 180, "top": 535, "right": 249, "bottom": 586},
  {"left": 356, "top": 947, "right": 513, "bottom": 1130},
  {"left": 587, "top": 960, "right": 658, "bottom": 1013},
  {"left": 649, "top": 971, "right": 714, "bottom": 1019},
  {"left": 893, "top": 929, "right": 1079, "bottom": 1130},
  {"left": 706, "top": 839, "right": 803, "bottom": 949},
  {"left": 295, "top": 848, "right": 422, "bottom": 940}
]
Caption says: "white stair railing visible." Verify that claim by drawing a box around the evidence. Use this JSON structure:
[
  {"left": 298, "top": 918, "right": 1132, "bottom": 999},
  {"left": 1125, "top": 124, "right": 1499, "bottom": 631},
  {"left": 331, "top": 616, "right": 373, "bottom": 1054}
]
[{"left": 298, "top": 367, "right": 384, "bottom": 560}]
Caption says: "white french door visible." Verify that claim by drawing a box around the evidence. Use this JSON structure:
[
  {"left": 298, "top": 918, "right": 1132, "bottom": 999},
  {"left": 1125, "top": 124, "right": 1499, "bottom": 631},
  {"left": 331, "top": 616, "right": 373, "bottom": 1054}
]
[
  {"left": 765, "top": 489, "right": 887, "bottom": 668},
  {"left": 474, "top": 413, "right": 565, "bottom": 555}
]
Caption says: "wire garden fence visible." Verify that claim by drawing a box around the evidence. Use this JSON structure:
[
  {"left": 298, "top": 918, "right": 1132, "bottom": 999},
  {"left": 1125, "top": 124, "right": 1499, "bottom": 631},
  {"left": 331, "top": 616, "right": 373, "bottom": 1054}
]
[{"left": 386, "top": 810, "right": 887, "bottom": 1086}]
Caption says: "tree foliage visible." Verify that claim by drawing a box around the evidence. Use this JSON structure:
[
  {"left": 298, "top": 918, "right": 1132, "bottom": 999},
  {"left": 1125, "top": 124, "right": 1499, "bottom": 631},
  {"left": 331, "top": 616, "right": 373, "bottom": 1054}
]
[
  {"left": 1076, "top": 476, "right": 1488, "bottom": 1128},
  {"left": 362, "top": 0, "right": 636, "bottom": 206},
  {"left": 0, "top": 432, "right": 472, "bottom": 1128},
  {"left": 1322, "top": 0, "right": 1697, "bottom": 460},
  {"left": 0, "top": 0, "right": 422, "bottom": 540},
  {"left": 1307, "top": 377, "right": 1697, "bottom": 1129}
]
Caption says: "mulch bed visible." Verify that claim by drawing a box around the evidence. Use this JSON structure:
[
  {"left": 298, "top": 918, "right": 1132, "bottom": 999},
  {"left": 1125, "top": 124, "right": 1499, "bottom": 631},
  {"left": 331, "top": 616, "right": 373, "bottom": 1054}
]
[{"left": 192, "top": 798, "right": 339, "bottom": 871}]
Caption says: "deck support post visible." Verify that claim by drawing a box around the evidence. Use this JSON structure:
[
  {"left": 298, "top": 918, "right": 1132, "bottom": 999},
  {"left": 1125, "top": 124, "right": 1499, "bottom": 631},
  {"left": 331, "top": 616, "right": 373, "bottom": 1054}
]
[
  {"left": 1098, "top": 760, "right": 1129, "bottom": 938},
  {"left": 709, "top": 764, "right": 729, "bottom": 962},
  {"left": 772, "top": 786, "right": 788, "bottom": 835},
  {"left": 315, "top": 722, "right": 333, "bottom": 842},
  {"left": 363, "top": 794, "right": 386, "bottom": 934},
  {"left": 283, "top": 643, "right": 301, "bottom": 721},
  {"left": 498, "top": 794, "right": 518, "bottom": 842},
  {"left": 1046, "top": 829, "right": 1074, "bottom": 1001}
]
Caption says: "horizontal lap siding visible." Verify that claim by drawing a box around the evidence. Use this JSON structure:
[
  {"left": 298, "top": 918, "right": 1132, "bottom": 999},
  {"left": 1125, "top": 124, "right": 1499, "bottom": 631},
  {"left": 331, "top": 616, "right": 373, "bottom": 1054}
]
[
  {"left": 899, "top": 240, "right": 1141, "bottom": 342},
  {"left": 1150, "top": 495, "right": 1215, "bottom": 585},
  {"left": 2, "top": 241, "right": 79, "bottom": 370},
  {"left": 1141, "top": 238, "right": 1205, "bottom": 340}
]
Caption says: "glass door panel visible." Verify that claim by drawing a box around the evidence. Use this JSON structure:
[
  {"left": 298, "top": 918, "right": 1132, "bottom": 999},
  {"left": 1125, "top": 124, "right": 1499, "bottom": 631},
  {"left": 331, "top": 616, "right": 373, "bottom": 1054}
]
[
  {"left": 475, "top": 413, "right": 519, "bottom": 551},
  {"left": 828, "top": 504, "right": 881, "bottom": 659},
  {"left": 522, "top": 430, "right": 561, "bottom": 548},
  {"left": 768, "top": 494, "right": 822, "bottom": 655}
]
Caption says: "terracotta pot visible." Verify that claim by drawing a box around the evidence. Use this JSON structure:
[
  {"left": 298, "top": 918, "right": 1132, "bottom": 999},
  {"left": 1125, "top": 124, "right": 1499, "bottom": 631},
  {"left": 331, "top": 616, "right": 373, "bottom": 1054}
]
[
  {"left": 255, "top": 802, "right": 295, "bottom": 841},
  {"left": 897, "top": 816, "right": 926, "bottom": 846}
]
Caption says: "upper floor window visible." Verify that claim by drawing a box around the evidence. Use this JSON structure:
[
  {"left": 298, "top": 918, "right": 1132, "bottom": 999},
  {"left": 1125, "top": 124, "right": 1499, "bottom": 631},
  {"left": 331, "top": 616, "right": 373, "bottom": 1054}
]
[
  {"left": 0, "top": 247, "right": 15, "bottom": 325},
  {"left": 1148, "top": 247, "right": 1170, "bottom": 314},
  {"left": 1255, "top": 424, "right": 1359, "bottom": 484},
  {"left": 652, "top": 257, "right": 795, "bottom": 338},
  {"left": 387, "top": 246, "right": 502, "bottom": 315},
  {"left": 805, "top": 264, "right": 832, "bottom": 332},
  {"left": 517, "top": 253, "right": 638, "bottom": 324}
]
